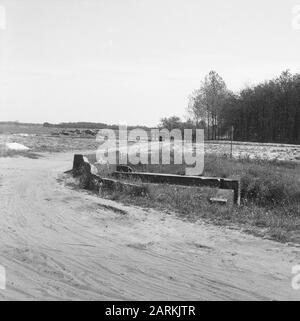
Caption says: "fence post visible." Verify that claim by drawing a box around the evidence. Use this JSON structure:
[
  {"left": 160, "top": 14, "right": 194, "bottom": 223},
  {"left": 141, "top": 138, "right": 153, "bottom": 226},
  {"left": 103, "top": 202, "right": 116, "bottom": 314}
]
[{"left": 230, "top": 126, "right": 234, "bottom": 158}]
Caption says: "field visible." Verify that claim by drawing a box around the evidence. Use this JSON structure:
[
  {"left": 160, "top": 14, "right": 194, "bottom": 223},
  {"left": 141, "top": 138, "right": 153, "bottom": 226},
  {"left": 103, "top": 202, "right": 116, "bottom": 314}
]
[
  {"left": 1, "top": 125, "right": 300, "bottom": 242},
  {"left": 0, "top": 124, "right": 300, "bottom": 300},
  {"left": 1, "top": 123, "right": 300, "bottom": 161},
  {"left": 84, "top": 153, "right": 300, "bottom": 244}
]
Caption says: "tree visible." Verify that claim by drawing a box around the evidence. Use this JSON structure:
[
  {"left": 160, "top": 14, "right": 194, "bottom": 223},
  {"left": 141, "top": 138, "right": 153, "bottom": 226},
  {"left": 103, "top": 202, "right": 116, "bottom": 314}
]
[
  {"left": 188, "top": 71, "right": 229, "bottom": 139},
  {"left": 159, "top": 116, "right": 183, "bottom": 131},
  {"left": 219, "top": 70, "right": 300, "bottom": 144}
]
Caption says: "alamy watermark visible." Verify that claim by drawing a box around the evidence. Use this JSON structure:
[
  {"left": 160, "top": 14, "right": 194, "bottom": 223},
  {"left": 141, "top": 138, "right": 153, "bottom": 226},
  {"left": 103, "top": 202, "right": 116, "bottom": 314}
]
[{"left": 96, "top": 126, "right": 204, "bottom": 176}]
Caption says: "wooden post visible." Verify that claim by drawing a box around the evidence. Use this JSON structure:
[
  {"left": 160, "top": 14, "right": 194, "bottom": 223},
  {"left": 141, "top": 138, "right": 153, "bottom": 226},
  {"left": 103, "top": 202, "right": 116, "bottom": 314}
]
[
  {"left": 230, "top": 126, "right": 234, "bottom": 158},
  {"left": 73, "top": 154, "right": 85, "bottom": 171}
]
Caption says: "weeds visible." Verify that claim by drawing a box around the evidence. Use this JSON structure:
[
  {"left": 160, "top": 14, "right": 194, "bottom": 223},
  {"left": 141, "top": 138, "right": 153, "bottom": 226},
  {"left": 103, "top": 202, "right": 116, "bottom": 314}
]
[{"left": 91, "top": 154, "right": 300, "bottom": 244}]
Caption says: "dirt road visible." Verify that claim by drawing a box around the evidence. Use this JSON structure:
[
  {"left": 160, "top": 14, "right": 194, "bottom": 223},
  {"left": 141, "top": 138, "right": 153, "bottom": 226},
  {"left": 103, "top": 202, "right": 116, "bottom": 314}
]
[{"left": 0, "top": 152, "right": 299, "bottom": 300}]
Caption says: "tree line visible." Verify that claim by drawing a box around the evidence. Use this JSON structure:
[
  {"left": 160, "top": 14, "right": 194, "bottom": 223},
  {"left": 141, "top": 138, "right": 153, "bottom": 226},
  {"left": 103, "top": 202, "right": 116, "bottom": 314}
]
[
  {"left": 43, "top": 122, "right": 152, "bottom": 131},
  {"left": 160, "top": 70, "right": 300, "bottom": 144}
]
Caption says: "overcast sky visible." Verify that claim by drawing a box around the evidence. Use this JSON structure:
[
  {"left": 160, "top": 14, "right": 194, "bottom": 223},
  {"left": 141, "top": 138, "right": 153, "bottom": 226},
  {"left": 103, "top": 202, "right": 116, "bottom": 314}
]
[{"left": 0, "top": 0, "right": 300, "bottom": 126}]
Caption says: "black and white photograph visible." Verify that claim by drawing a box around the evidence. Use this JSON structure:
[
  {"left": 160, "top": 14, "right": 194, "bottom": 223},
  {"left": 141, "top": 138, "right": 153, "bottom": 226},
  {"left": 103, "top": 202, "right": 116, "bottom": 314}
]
[{"left": 0, "top": 0, "right": 300, "bottom": 306}]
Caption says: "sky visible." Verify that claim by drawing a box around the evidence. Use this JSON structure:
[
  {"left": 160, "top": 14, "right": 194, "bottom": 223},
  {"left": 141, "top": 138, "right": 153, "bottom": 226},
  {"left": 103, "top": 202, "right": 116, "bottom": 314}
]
[{"left": 0, "top": 0, "right": 300, "bottom": 126}]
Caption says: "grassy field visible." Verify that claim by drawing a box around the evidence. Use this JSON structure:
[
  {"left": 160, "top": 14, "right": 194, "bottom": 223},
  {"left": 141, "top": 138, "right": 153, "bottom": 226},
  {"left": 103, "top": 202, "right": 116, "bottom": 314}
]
[
  {"left": 0, "top": 128, "right": 99, "bottom": 158},
  {"left": 1, "top": 124, "right": 300, "bottom": 244},
  {"left": 1, "top": 122, "right": 300, "bottom": 161},
  {"left": 89, "top": 154, "right": 300, "bottom": 244}
]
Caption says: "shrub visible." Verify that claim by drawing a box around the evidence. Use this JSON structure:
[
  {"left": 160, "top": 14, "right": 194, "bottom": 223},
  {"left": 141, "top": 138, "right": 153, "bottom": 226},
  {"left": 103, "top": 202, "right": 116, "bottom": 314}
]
[{"left": 241, "top": 167, "right": 299, "bottom": 206}]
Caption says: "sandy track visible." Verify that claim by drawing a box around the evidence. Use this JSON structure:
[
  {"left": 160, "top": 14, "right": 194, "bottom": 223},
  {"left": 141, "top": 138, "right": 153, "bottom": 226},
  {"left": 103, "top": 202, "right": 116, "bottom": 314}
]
[{"left": 0, "top": 152, "right": 299, "bottom": 300}]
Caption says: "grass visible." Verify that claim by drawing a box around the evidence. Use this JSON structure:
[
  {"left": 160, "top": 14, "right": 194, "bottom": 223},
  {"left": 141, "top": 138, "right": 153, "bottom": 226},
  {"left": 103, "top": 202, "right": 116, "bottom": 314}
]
[
  {"left": 1, "top": 125, "right": 299, "bottom": 243},
  {"left": 204, "top": 155, "right": 300, "bottom": 206},
  {"left": 0, "top": 135, "right": 99, "bottom": 154},
  {"left": 89, "top": 154, "right": 300, "bottom": 244},
  {"left": 125, "top": 154, "right": 300, "bottom": 206},
  {"left": 0, "top": 123, "right": 100, "bottom": 154},
  {"left": 99, "top": 182, "right": 300, "bottom": 243}
]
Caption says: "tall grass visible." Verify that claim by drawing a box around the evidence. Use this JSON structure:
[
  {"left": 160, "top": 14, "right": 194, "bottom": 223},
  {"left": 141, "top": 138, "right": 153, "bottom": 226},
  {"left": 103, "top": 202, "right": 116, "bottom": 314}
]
[
  {"left": 126, "top": 154, "right": 300, "bottom": 207},
  {"left": 91, "top": 154, "right": 300, "bottom": 243},
  {"left": 203, "top": 154, "right": 300, "bottom": 206}
]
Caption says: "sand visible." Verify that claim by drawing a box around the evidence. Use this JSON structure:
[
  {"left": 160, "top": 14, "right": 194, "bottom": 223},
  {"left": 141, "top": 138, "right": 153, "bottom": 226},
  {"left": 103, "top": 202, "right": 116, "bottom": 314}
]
[{"left": 0, "top": 151, "right": 299, "bottom": 300}]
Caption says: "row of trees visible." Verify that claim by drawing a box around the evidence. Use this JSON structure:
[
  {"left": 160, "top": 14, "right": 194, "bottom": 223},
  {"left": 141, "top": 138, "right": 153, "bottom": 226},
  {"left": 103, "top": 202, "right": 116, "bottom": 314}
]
[
  {"left": 43, "top": 122, "right": 151, "bottom": 131},
  {"left": 220, "top": 71, "right": 300, "bottom": 143},
  {"left": 160, "top": 70, "right": 300, "bottom": 144}
]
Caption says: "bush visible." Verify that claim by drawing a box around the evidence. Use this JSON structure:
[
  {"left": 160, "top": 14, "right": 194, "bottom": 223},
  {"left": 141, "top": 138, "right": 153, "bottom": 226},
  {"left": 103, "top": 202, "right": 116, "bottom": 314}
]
[
  {"left": 203, "top": 155, "right": 300, "bottom": 206},
  {"left": 242, "top": 172, "right": 283, "bottom": 205}
]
